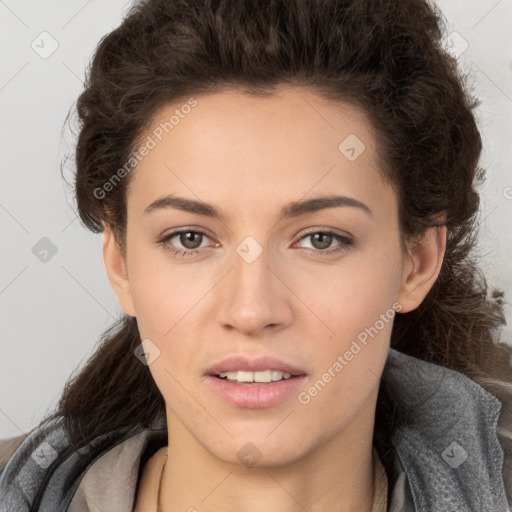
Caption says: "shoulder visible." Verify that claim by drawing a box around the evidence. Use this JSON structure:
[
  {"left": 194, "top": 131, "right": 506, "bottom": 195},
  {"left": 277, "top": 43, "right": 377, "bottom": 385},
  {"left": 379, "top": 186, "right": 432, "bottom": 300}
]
[
  {"left": 467, "top": 340, "right": 512, "bottom": 507},
  {"left": 0, "top": 415, "right": 167, "bottom": 512},
  {"left": 0, "top": 417, "right": 70, "bottom": 510},
  {"left": 384, "top": 347, "right": 512, "bottom": 511},
  {"left": 0, "top": 433, "right": 30, "bottom": 474},
  {"left": 482, "top": 370, "right": 512, "bottom": 508}
]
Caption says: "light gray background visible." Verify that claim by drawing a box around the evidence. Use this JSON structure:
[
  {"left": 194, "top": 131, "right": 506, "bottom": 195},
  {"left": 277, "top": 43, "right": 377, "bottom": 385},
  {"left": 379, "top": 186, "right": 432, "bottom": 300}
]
[{"left": 0, "top": 0, "right": 511, "bottom": 439}]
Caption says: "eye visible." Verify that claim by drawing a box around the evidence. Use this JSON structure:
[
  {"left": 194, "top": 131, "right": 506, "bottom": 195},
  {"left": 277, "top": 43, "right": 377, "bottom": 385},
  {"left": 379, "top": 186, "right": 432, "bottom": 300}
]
[
  {"left": 157, "top": 228, "right": 354, "bottom": 258},
  {"left": 295, "top": 230, "right": 354, "bottom": 255},
  {"left": 157, "top": 228, "right": 217, "bottom": 257}
]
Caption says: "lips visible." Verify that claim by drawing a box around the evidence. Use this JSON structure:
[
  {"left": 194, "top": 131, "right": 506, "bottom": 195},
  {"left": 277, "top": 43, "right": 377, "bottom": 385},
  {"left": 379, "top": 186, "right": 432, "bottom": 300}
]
[
  {"left": 206, "top": 354, "right": 307, "bottom": 377},
  {"left": 205, "top": 373, "right": 307, "bottom": 408}
]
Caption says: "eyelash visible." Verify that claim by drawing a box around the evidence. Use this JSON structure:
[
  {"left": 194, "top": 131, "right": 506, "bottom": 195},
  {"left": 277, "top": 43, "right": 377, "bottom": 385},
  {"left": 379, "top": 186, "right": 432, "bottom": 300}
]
[{"left": 157, "top": 228, "right": 355, "bottom": 258}]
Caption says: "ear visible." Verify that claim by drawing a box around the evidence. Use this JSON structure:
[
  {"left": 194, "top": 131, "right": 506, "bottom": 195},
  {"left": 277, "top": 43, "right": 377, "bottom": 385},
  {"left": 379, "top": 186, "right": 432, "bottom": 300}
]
[
  {"left": 397, "top": 225, "right": 447, "bottom": 313},
  {"left": 102, "top": 224, "right": 136, "bottom": 317}
]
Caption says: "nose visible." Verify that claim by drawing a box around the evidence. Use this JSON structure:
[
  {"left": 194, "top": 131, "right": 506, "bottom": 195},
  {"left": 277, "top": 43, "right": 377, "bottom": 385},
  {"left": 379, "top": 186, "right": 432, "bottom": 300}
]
[{"left": 217, "top": 244, "right": 294, "bottom": 336}]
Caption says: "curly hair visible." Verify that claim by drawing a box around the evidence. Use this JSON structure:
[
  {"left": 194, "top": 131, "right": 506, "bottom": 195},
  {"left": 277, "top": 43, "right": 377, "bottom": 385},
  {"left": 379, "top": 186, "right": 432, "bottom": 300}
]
[{"left": 33, "top": 0, "right": 511, "bottom": 500}]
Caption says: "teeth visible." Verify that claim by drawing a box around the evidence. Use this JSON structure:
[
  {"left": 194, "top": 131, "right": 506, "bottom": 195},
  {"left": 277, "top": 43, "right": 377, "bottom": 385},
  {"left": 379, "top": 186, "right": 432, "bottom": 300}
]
[{"left": 218, "top": 370, "right": 292, "bottom": 383}]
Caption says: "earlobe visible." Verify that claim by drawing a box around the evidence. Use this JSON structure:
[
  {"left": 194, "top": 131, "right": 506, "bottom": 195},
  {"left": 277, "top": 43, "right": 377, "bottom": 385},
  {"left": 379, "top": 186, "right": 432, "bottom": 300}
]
[
  {"left": 102, "top": 225, "right": 136, "bottom": 317},
  {"left": 397, "top": 225, "right": 447, "bottom": 313}
]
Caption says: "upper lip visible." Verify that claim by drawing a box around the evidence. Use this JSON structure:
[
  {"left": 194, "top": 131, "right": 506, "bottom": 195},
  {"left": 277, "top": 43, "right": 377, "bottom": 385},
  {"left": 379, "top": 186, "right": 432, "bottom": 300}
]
[{"left": 206, "top": 355, "right": 307, "bottom": 376}]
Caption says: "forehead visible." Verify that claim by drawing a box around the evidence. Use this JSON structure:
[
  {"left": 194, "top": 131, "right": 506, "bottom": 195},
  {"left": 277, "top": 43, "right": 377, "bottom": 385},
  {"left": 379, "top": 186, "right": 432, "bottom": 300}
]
[{"left": 127, "top": 87, "right": 394, "bottom": 217}]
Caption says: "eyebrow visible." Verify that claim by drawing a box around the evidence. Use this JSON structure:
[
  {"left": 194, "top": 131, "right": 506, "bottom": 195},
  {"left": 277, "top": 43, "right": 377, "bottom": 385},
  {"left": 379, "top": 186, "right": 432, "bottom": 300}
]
[{"left": 143, "top": 193, "right": 373, "bottom": 221}]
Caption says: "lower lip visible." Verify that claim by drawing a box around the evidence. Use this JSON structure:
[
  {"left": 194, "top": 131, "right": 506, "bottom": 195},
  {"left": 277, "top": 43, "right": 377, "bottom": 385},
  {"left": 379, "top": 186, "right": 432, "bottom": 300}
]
[{"left": 204, "top": 375, "right": 307, "bottom": 408}]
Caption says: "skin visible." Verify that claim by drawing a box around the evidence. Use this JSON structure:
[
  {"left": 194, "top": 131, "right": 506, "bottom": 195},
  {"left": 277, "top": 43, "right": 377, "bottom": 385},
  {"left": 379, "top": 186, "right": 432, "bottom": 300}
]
[{"left": 103, "top": 86, "right": 446, "bottom": 512}]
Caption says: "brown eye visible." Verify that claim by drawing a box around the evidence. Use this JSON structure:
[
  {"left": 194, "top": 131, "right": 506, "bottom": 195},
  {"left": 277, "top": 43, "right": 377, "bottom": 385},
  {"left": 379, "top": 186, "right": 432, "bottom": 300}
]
[
  {"left": 309, "top": 232, "right": 333, "bottom": 250},
  {"left": 179, "top": 231, "right": 204, "bottom": 249},
  {"left": 158, "top": 228, "right": 214, "bottom": 257},
  {"left": 295, "top": 230, "right": 355, "bottom": 255}
]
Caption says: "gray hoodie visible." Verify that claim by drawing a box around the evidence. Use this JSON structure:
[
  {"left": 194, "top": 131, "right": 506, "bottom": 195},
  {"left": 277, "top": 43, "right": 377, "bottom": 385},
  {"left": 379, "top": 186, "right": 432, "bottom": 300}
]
[{"left": 1, "top": 347, "right": 511, "bottom": 511}]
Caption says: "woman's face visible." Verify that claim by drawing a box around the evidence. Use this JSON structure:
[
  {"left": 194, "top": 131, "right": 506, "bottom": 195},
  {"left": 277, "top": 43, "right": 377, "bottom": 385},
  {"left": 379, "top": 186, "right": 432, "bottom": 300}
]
[{"left": 104, "top": 86, "right": 442, "bottom": 466}]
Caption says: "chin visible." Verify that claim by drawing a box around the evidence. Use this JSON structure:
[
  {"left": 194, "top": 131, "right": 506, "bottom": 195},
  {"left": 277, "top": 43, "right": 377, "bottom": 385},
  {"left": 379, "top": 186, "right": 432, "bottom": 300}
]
[{"left": 203, "top": 433, "right": 310, "bottom": 469}]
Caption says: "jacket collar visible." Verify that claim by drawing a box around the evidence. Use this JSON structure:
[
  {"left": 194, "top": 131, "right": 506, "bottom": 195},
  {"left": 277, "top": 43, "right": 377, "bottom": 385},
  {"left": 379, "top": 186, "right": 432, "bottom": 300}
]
[{"left": 383, "top": 348, "right": 508, "bottom": 511}]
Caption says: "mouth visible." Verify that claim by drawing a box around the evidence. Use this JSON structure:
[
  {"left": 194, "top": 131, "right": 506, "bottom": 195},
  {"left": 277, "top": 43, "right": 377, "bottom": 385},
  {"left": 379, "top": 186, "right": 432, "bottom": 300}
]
[
  {"left": 214, "top": 369, "right": 302, "bottom": 385},
  {"left": 206, "top": 354, "right": 307, "bottom": 379},
  {"left": 205, "top": 373, "right": 307, "bottom": 408},
  {"left": 204, "top": 355, "right": 307, "bottom": 408}
]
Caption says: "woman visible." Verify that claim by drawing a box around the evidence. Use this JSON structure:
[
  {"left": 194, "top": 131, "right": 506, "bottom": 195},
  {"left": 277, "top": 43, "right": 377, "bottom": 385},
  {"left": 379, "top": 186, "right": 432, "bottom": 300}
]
[{"left": 1, "top": 0, "right": 511, "bottom": 510}]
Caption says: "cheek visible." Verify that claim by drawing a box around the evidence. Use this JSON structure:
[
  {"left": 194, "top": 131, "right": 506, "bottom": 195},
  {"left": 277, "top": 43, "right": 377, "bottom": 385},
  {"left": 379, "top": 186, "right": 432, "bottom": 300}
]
[
  {"left": 127, "top": 244, "right": 208, "bottom": 336},
  {"left": 300, "top": 248, "right": 402, "bottom": 339},
  {"left": 293, "top": 245, "right": 401, "bottom": 402}
]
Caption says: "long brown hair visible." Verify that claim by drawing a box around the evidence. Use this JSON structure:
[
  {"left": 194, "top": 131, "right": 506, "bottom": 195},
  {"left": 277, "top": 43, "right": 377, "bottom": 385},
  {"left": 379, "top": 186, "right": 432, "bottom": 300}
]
[{"left": 34, "top": 0, "right": 512, "bottom": 495}]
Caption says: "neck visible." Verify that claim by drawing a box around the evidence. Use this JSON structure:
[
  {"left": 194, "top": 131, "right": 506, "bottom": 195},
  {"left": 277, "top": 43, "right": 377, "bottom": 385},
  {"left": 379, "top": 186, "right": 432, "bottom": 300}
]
[{"left": 158, "top": 401, "right": 378, "bottom": 512}]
